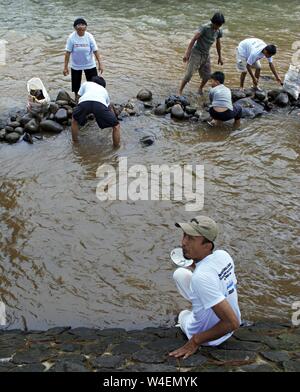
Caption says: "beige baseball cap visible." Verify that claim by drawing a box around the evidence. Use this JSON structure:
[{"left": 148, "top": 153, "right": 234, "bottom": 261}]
[{"left": 175, "top": 215, "right": 218, "bottom": 242}]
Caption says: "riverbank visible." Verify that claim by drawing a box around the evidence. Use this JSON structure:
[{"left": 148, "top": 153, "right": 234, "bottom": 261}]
[{"left": 0, "top": 321, "right": 299, "bottom": 372}]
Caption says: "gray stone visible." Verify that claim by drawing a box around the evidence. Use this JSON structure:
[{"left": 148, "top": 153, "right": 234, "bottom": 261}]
[
  {"left": 185, "top": 106, "right": 197, "bottom": 115},
  {"left": 93, "top": 355, "right": 124, "bottom": 369},
  {"left": 111, "top": 341, "right": 141, "bottom": 355},
  {"left": 46, "top": 327, "right": 71, "bottom": 335},
  {"left": 5, "top": 126, "right": 14, "bottom": 133},
  {"left": 235, "top": 97, "right": 265, "bottom": 118},
  {"left": 268, "top": 89, "right": 282, "bottom": 101},
  {"left": 282, "top": 359, "right": 300, "bottom": 372},
  {"left": 218, "top": 338, "right": 267, "bottom": 352},
  {"left": 244, "top": 88, "right": 254, "bottom": 97},
  {"left": 236, "top": 363, "right": 277, "bottom": 372},
  {"left": 68, "top": 327, "right": 100, "bottom": 340},
  {"left": 82, "top": 341, "right": 108, "bottom": 355},
  {"left": 231, "top": 89, "right": 246, "bottom": 102},
  {"left": 48, "top": 102, "right": 59, "bottom": 114},
  {"left": 260, "top": 351, "right": 290, "bottom": 363},
  {"left": 171, "top": 104, "right": 185, "bottom": 120},
  {"left": 19, "top": 113, "right": 34, "bottom": 127},
  {"left": 50, "top": 359, "right": 89, "bottom": 372},
  {"left": 145, "top": 338, "right": 186, "bottom": 353},
  {"left": 24, "top": 118, "right": 39, "bottom": 134},
  {"left": 55, "top": 100, "right": 69, "bottom": 107},
  {"left": 14, "top": 127, "right": 24, "bottom": 135},
  {"left": 210, "top": 349, "right": 257, "bottom": 363},
  {"left": 59, "top": 343, "right": 82, "bottom": 352},
  {"left": 255, "top": 90, "right": 267, "bottom": 101},
  {"left": 137, "top": 89, "right": 152, "bottom": 102},
  {"left": 178, "top": 353, "right": 208, "bottom": 368},
  {"left": 13, "top": 363, "right": 45, "bottom": 372},
  {"left": 7, "top": 121, "right": 21, "bottom": 128},
  {"left": 154, "top": 104, "right": 167, "bottom": 116},
  {"left": 144, "top": 102, "right": 154, "bottom": 109},
  {"left": 56, "top": 89, "right": 73, "bottom": 104},
  {"left": 12, "top": 347, "right": 56, "bottom": 364},
  {"left": 234, "top": 328, "right": 265, "bottom": 342},
  {"left": 0, "top": 346, "right": 16, "bottom": 358},
  {"left": 132, "top": 349, "right": 165, "bottom": 364},
  {"left": 54, "top": 108, "right": 68, "bottom": 123},
  {"left": 0, "top": 129, "right": 6, "bottom": 140},
  {"left": 5, "top": 132, "right": 20, "bottom": 143},
  {"left": 40, "top": 120, "right": 63, "bottom": 133},
  {"left": 97, "top": 328, "right": 126, "bottom": 337},
  {"left": 0, "top": 363, "right": 15, "bottom": 372},
  {"left": 274, "top": 92, "right": 289, "bottom": 107},
  {"left": 140, "top": 135, "right": 155, "bottom": 147}
]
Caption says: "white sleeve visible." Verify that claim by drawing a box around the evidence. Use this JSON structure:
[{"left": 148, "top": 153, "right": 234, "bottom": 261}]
[
  {"left": 192, "top": 273, "right": 225, "bottom": 310},
  {"left": 65, "top": 34, "right": 73, "bottom": 52},
  {"left": 268, "top": 56, "right": 273, "bottom": 63},
  {"left": 89, "top": 33, "right": 98, "bottom": 52},
  {"left": 78, "top": 83, "right": 86, "bottom": 97}
]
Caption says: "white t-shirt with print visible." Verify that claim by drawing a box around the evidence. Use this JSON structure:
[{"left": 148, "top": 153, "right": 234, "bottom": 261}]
[
  {"left": 65, "top": 31, "right": 98, "bottom": 70},
  {"left": 78, "top": 82, "right": 110, "bottom": 107},
  {"left": 238, "top": 38, "right": 273, "bottom": 65},
  {"left": 184, "top": 250, "right": 241, "bottom": 346}
]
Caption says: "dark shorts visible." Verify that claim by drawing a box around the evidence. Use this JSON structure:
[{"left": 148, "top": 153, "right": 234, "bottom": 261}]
[
  {"left": 71, "top": 67, "right": 98, "bottom": 94},
  {"left": 73, "top": 101, "right": 119, "bottom": 129},
  {"left": 209, "top": 104, "right": 242, "bottom": 121}
]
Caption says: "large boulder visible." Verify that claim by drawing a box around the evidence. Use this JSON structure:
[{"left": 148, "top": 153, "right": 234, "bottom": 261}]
[
  {"left": 231, "top": 89, "right": 246, "bottom": 102},
  {"left": 54, "top": 108, "right": 68, "bottom": 123},
  {"left": 185, "top": 106, "right": 197, "bottom": 115},
  {"left": 268, "top": 89, "right": 282, "bottom": 102},
  {"left": 40, "top": 120, "right": 64, "bottom": 133},
  {"left": 20, "top": 113, "right": 34, "bottom": 127},
  {"left": 14, "top": 127, "right": 24, "bottom": 135},
  {"left": 165, "top": 95, "right": 190, "bottom": 108},
  {"left": 137, "top": 89, "right": 152, "bottom": 102},
  {"left": 255, "top": 90, "right": 267, "bottom": 102},
  {"left": 5, "top": 132, "right": 21, "bottom": 143},
  {"left": 235, "top": 97, "right": 266, "bottom": 119},
  {"left": 171, "top": 104, "right": 185, "bottom": 120},
  {"left": 24, "top": 118, "right": 40, "bottom": 134},
  {"left": 274, "top": 92, "right": 289, "bottom": 107},
  {"left": 7, "top": 121, "right": 21, "bottom": 129},
  {"left": 48, "top": 102, "right": 59, "bottom": 114}
]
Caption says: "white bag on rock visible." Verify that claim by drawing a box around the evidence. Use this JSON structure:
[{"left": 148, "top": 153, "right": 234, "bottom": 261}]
[
  {"left": 27, "top": 77, "right": 51, "bottom": 115},
  {"left": 283, "top": 64, "right": 300, "bottom": 100}
]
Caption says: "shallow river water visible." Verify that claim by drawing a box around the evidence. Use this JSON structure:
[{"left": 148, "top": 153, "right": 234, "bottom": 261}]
[{"left": 0, "top": 0, "right": 299, "bottom": 330}]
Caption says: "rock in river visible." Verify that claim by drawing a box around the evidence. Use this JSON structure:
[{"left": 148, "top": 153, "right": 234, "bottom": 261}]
[
  {"left": 5, "top": 132, "right": 21, "bottom": 143},
  {"left": 154, "top": 104, "right": 167, "bottom": 116},
  {"left": 235, "top": 97, "right": 265, "bottom": 119},
  {"left": 56, "top": 89, "right": 73, "bottom": 104},
  {"left": 137, "top": 89, "right": 153, "bottom": 102},
  {"left": 274, "top": 92, "right": 289, "bottom": 107},
  {"left": 171, "top": 104, "right": 185, "bottom": 120},
  {"left": 54, "top": 108, "right": 68, "bottom": 123},
  {"left": 40, "top": 120, "right": 63, "bottom": 133},
  {"left": 25, "top": 118, "right": 40, "bottom": 134},
  {"left": 0, "top": 129, "right": 6, "bottom": 141}
]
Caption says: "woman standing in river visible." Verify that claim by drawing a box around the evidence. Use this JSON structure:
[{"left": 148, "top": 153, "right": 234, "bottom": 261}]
[{"left": 63, "top": 17, "right": 104, "bottom": 102}]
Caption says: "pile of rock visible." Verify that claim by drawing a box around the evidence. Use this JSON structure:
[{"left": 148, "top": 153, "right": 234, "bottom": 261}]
[{"left": 0, "top": 90, "right": 76, "bottom": 144}]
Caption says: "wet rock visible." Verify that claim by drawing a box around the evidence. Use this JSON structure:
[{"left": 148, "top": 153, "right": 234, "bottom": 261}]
[
  {"left": 48, "top": 102, "right": 59, "bottom": 114},
  {"left": 48, "top": 113, "right": 55, "bottom": 120},
  {"left": 255, "top": 90, "right": 267, "bottom": 101},
  {"left": 20, "top": 113, "right": 34, "bottom": 127},
  {"left": 218, "top": 339, "right": 267, "bottom": 352},
  {"left": 7, "top": 121, "right": 21, "bottom": 128},
  {"left": 137, "top": 89, "right": 152, "bottom": 102},
  {"left": 140, "top": 135, "right": 155, "bottom": 147},
  {"left": 274, "top": 92, "right": 289, "bottom": 107},
  {"left": 0, "top": 129, "right": 6, "bottom": 141},
  {"left": 56, "top": 100, "right": 69, "bottom": 107},
  {"left": 190, "top": 116, "right": 199, "bottom": 122},
  {"left": 24, "top": 118, "right": 40, "bottom": 134},
  {"left": 185, "top": 106, "right": 197, "bottom": 115},
  {"left": 111, "top": 342, "right": 141, "bottom": 355},
  {"left": 50, "top": 359, "right": 88, "bottom": 372},
  {"left": 5, "top": 126, "right": 14, "bottom": 133},
  {"left": 132, "top": 349, "right": 165, "bottom": 364},
  {"left": 125, "top": 108, "right": 136, "bottom": 116},
  {"left": 244, "top": 88, "right": 254, "bottom": 97},
  {"left": 210, "top": 349, "right": 257, "bottom": 363},
  {"left": 171, "top": 104, "right": 185, "bottom": 120},
  {"left": 260, "top": 351, "right": 290, "bottom": 363},
  {"left": 56, "top": 89, "right": 73, "bottom": 104},
  {"left": 22, "top": 132, "right": 34, "bottom": 144},
  {"left": 39, "top": 120, "right": 63, "bottom": 133},
  {"left": 5, "top": 132, "right": 21, "bottom": 143},
  {"left": 236, "top": 363, "right": 277, "bottom": 372},
  {"left": 235, "top": 97, "right": 265, "bottom": 118},
  {"left": 12, "top": 347, "right": 56, "bottom": 364},
  {"left": 154, "top": 103, "right": 167, "bottom": 116},
  {"left": 144, "top": 102, "right": 154, "bottom": 109},
  {"left": 14, "top": 127, "right": 24, "bottom": 135},
  {"left": 268, "top": 89, "right": 282, "bottom": 101},
  {"left": 46, "top": 327, "right": 71, "bottom": 336},
  {"left": 68, "top": 327, "right": 100, "bottom": 340},
  {"left": 82, "top": 341, "right": 109, "bottom": 355},
  {"left": 282, "top": 359, "right": 300, "bottom": 372},
  {"left": 231, "top": 89, "right": 246, "bottom": 102},
  {"left": 165, "top": 95, "right": 190, "bottom": 108},
  {"left": 96, "top": 328, "right": 127, "bottom": 337},
  {"left": 145, "top": 338, "right": 186, "bottom": 353},
  {"left": 54, "top": 108, "right": 68, "bottom": 123},
  {"left": 178, "top": 353, "right": 208, "bottom": 367},
  {"left": 93, "top": 355, "right": 125, "bottom": 369}
]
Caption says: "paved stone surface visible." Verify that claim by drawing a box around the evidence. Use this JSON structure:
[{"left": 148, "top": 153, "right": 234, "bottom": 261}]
[{"left": 0, "top": 322, "right": 298, "bottom": 372}]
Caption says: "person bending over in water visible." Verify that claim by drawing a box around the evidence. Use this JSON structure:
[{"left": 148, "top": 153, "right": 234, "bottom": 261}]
[
  {"left": 71, "top": 76, "right": 120, "bottom": 147},
  {"left": 208, "top": 71, "right": 242, "bottom": 127}
]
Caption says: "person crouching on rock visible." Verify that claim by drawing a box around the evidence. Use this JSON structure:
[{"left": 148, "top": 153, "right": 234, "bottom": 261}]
[
  {"left": 71, "top": 76, "right": 120, "bottom": 147},
  {"left": 207, "top": 71, "right": 242, "bottom": 127},
  {"left": 169, "top": 216, "right": 241, "bottom": 359}
]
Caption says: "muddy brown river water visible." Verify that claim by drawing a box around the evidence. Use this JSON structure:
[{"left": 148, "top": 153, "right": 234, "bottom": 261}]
[{"left": 0, "top": 0, "right": 299, "bottom": 330}]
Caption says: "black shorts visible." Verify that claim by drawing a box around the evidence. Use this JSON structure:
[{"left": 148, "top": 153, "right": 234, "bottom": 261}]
[
  {"left": 209, "top": 104, "right": 242, "bottom": 121},
  {"left": 73, "top": 101, "right": 119, "bottom": 129},
  {"left": 71, "top": 67, "right": 98, "bottom": 94}
]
